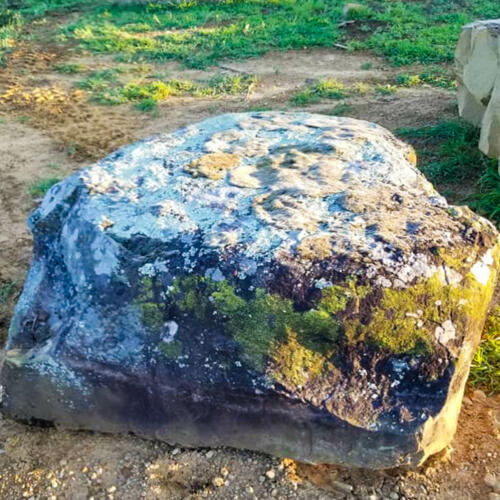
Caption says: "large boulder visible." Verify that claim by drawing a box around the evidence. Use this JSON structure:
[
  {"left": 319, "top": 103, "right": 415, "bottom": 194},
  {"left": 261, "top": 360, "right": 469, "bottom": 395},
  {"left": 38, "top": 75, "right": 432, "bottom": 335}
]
[
  {"left": 1, "top": 112, "right": 499, "bottom": 468},
  {"left": 455, "top": 19, "right": 500, "bottom": 160}
]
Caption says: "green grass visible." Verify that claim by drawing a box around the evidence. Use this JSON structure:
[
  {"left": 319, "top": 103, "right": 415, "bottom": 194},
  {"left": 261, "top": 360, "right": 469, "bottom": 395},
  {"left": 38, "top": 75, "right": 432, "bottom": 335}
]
[
  {"left": 29, "top": 177, "right": 61, "bottom": 197},
  {"left": 0, "top": 4, "right": 22, "bottom": 65},
  {"left": 76, "top": 71, "right": 257, "bottom": 107},
  {"left": 395, "top": 67, "right": 456, "bottom": 90},
  {"left": 375, "top": 83, "right": 397, "bottom": 95},
  {"left": 5, "top": 0, "right": 499, "bottom": 70},
  {"left": 323, "top": 103, "right": 353, "bottom": 116},
  {"left": 0, "top": 280, "right": 16, "bottom": 304},
  {"left": 54, "top": 62, "right": 87, "bottom": 74},
  {"left": 290, "top": 70, "right": 456, "bottom": 106},
  {"left": 396, "top": 121, "right": 500, "bottom": 225},
  {"left": 470, "top": 306, "right": 500, "bottom": 394},
  {"left": 291, "top": 78, "right": 352, "bottom": 106},
  {"left": 63, "top": 1, "right": 344, "bottom": 69},
  {"left": 134, "top": 96, "right": 157, "bottom": 112},
  {"left": 291, "top": 78, "right": 401, "bottom": 106},
  {"left": 347, "top": 0, "right": 499, "bottom": 66}
]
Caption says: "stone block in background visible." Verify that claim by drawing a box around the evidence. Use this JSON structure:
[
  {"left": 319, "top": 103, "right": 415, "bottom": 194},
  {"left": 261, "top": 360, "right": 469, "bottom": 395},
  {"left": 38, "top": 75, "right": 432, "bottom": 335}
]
[{"left": 455, "top": 20, "right": 500, "bottom": 162}]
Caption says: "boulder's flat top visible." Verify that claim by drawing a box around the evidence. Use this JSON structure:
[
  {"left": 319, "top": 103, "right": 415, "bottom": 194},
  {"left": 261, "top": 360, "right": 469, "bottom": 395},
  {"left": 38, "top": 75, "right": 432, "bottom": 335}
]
[{"left": 72, "top": 112, "right": 493, "bottom": 289}]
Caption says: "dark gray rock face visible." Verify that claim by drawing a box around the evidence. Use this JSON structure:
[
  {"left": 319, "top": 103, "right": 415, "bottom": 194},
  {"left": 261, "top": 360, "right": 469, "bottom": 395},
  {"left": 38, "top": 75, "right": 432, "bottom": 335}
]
[{"left": 1, "top": 112, "right": 499, "bottom": 468}]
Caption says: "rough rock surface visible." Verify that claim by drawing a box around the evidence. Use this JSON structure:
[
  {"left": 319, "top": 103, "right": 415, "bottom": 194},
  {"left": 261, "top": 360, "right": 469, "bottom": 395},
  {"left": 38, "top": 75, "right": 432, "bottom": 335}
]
[
  {"left": 455, "top": 19, "right": 500, "bottom": 159},
  {"left": 1, "top": 112, "right": 499, "bottom": 469}
]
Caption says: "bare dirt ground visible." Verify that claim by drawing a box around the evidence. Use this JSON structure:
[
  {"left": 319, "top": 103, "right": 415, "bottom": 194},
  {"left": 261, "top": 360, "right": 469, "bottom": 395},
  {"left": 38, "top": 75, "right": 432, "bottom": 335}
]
[{"left": 0, "top": 43, "right": 498, "bottom": 499}]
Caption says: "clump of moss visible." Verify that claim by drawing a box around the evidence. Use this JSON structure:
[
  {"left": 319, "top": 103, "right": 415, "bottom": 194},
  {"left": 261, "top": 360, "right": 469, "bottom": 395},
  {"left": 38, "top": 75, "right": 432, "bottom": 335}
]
[
  {"left": 134, "top": 249, "right": 497, "bottom": 380},
  {"left": 135, "top": 277, "right": 164, "bottom": 334},
  {"left": 270, "top": 328, "right": 330, "bottom": 388},
  {"left": 159, "top": 340, "right": 183, "bottom": 359},
  {"left": 167, "top": 276, "right": 343, "bottom": 371},
  {"left": 345, "top": 264, "right": 497, "bottom": 355}
]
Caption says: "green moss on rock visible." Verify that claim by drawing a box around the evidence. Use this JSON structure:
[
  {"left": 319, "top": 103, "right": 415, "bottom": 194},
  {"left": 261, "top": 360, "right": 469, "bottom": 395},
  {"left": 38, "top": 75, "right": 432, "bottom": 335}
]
[
  {"left": 344, "top": 263, "right": 497, "bottom": 355},
  {"left": 135, "top": 277, "right": 164, "bottom": 334},
  {"left": 270, "top": 328, "right": 331, "bottom": 388},
  {"left": 134, "top": 246, "right": 498, "bottom": 381},
  {"left": 159, "top": 340, "right": 183, "bottom": 359}
]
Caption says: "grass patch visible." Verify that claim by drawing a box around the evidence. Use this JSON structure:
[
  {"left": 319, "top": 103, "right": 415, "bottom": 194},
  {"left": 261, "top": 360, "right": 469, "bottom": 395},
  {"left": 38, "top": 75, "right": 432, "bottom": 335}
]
[
  {"left": 291, "top": 71, "right": 457, "bottom": 108},
  {"left": 5, "top": 0, "right": 500, "bottom": 70},
  {"left": 395, "top": 67, "right": 456, "bottom": 90},
  {"left": 0, "top": 5, "right": 22, "bottom": 65},
  {"left": 291, "top": 78, "right": 397, "bottom": 106},
  {"left": 375, "top": 83, "right": 397, "bottom": 95},
  {"left": 347, "top": 0, "right": 498, "bottom": 66},
  {"left": 134, "top": 96, "right": 157, "bottom": 112},
  {"left": 291, "top": 78, "right": 350, "bottom": 106},
  {"left": 76, "top": 71, "right": 257, "bottom": 107},
  {"left": 55, "top": 0, "right": 498, "bottom": 68},
  {"left": 469, "top": 306, "right": 500, "bottom": 394},
  {"left": 63, "top": 1, "right": 345, "bottom": 69},
  {"left": 54, "top": 62, "right": 87, "bottom": 74},
  {"left": 322, "top": 103, "right": 353, "bottom": 116},
  {"left": 0, "top": 280, "right": 16, "bottom": 304},
  {"left": 29, "top": 177, "right": 61, "bottom": 197},
  {"left": 396, "top": 120, "right": 499, "bottom": 225}
]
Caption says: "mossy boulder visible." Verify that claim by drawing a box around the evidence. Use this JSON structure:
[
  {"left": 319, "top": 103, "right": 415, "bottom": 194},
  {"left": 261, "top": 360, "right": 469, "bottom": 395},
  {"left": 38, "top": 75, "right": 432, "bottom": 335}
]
[{"left": 1, "top": 112, "right": 498, "bottom": 468}]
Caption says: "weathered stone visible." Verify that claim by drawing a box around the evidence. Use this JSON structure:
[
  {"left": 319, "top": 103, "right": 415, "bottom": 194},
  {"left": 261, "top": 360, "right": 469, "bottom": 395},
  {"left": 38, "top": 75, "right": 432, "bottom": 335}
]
[
  {"left": 1, "top": 112, "right": 499, "bottom": 468},
  {"left": 455, "top": 20, "right": 500, "bottom": 160}
]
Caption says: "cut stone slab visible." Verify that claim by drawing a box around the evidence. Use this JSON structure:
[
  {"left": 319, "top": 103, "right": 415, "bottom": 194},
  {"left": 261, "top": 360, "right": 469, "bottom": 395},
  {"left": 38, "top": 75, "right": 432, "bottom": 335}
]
[
  {"left": 1, "top": 112, "right": 499, "bottom": 469},
  {"left": 455, "top": 19, "right": 500, "bottom": 160}
]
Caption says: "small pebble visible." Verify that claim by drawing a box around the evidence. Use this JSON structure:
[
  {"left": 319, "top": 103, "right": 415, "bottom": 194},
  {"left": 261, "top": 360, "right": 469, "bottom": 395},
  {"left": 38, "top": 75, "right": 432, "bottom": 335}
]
[
  {"left": 259, "top": 475, "right": 265, "bottom": 483},
  {"left": 266, "top": 469, "right": 276, "bottom": 480},
  {"left": 485, "top": 473, "right": 500, "bottom": 492},
  {"left": 172, "top": 448, "right": 181, "bottom": 456},
  {"left": 332, "top": 480, "right": 353, "bottom": 494},
  {"left": 212, "top": 477, "right": 225, "bottom": 488},
  {"left": 206, "top": 450, "right": 214, "bottom": 459},
  {"left": 473, "top": 389, "right": 487, "bottom": 401}
]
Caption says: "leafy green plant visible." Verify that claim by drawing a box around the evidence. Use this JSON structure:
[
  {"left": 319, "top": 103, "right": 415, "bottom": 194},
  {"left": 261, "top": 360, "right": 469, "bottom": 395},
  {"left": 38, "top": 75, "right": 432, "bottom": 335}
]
[
  {"left": 134, "top": 97, "right": 157, "bottom": 112},
  {"left": 375, "top": 83, "right": 397, "bottom": 95}
]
